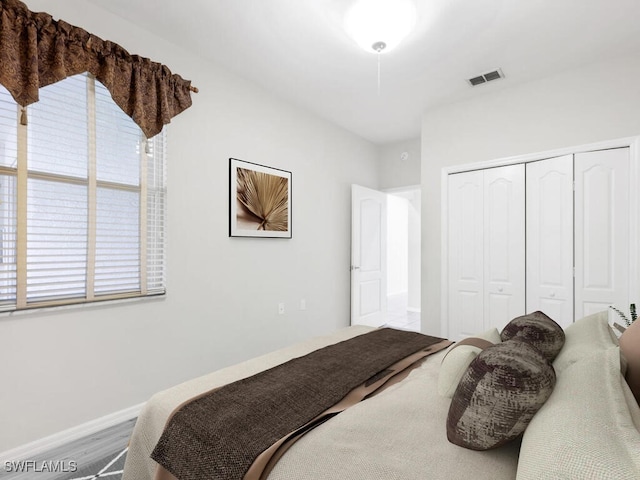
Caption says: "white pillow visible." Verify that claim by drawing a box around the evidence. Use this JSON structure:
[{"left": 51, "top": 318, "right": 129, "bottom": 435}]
[
  {"left": 552, "top": 310, "right": 618, "bottom": 373},
  {"left": 437, "top": 328, "right": 501, "bottom": 398},
  {"left": 517, "top": 346, "right": 640, "bottom": 479}
]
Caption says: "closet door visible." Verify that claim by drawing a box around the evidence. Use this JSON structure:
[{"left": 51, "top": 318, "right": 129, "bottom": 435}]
[
  {"left": 484, "top": 164, "right": 526, "bottom": 331},
  {"left": 526, "top": 155, "right": 574, "bottom": 327},
  {"left": 574, "top": 148, "right": 630, "bottom": 318},
  {"left": 447, "top": 170, "right": 484, "bottom": 341}
]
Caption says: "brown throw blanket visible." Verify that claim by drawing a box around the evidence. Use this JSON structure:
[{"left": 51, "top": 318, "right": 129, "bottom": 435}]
[{"left": 151, "top": 328, "right": 451, "bottom": 480}]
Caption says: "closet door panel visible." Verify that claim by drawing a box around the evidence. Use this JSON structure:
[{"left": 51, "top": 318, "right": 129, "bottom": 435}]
[
  {"left": 448, "top": 171, "right": 484, "bottom": 341},
  {"left": 575, "top": 148, "right": 629, "bottom": 319},
  {"left": 526, "top": 155, "right": 574, "bottom": 328},
  {"left": 484, "top": 164, "right": 526, "bottom": 331}
]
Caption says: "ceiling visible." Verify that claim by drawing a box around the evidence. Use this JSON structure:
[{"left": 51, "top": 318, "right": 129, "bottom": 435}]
[{"left": 84, "top": 0, "right": 640, "bottom": 145}]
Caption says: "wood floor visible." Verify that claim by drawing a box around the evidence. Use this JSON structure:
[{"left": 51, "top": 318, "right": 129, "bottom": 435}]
[{"left": 2, "top": 418, "right": 135, "bottom": 480}]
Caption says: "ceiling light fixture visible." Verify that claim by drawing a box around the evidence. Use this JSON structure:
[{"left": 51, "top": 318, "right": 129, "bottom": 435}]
[
  {"left": 344, "top": 0, "right": 417, "bottom": 95},
  {"left": 344, "top": 0, "right": 417, "bottom": 54}
]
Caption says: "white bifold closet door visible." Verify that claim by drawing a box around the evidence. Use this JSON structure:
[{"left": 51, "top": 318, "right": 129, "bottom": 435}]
[
  {"left": 526, "top": 148, "right": 630, "bottom": 326},
  {"left": 526, "top": 155, "right": 574, "bottom": 328},
  {"left": 483, "top": 166, "right": 526, "bottom": 331},
  {"left": 447, "top": 170, "right": 483, "bottom": 340},
  {"left": 447, "top": 146, "right": 631, "bottom": 339},
  {"left": 447, "top": 164, "right": 525, "bottom": 341},
  {"left": 574, "top": 148, "right": 630, "bottom": 319}
]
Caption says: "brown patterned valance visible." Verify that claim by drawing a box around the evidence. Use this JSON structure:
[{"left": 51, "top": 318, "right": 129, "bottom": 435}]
[{"left": 0, "top": 0, "right": 196, "bottom": 138}]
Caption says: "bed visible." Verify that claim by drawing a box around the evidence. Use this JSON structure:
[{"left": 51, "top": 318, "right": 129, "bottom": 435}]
[{"left": 122, "top": 312, "right": 640, "bottom": 480}]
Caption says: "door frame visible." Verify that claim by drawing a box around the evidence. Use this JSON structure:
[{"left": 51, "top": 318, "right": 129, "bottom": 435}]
[
  {"left": 440, "top": 135, "right": 640, "bottom": 338},
  {"left": 384, "top": 185, "right": 422, "bottom": 316}
]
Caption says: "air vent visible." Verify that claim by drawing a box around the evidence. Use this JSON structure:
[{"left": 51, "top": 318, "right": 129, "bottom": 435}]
[{"left": 467, "top": 68, "right": 505, "bottom": 86}]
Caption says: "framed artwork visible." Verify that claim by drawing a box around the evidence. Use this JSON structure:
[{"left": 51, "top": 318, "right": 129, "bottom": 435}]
[{"left": 229, "top": 158, "right": 292, "bottom": 238}]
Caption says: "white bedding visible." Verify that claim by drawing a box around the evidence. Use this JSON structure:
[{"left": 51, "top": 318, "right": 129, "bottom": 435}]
[
  {"left": 124, "top": 312, "right": 640, "bottom": 480},
  {"left": 122, "top": 326, "right": 519, "bottom": 480},
  {"left": 267, "top": 344, "right": 519, "bottom": 480}
]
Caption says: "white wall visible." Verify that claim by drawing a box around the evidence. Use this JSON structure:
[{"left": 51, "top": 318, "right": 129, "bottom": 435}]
[
  {"left": 0, "top": 0, "right": 379, "bottom": 451},
  {"left": 421, "top": 55, "right": 640, "bottom": 336},
  {"left": 377, "top": 138, "right": 421, "bottom": 190},
  {"left": 387, "top": 195, "right": 409, "bottom": 296}
]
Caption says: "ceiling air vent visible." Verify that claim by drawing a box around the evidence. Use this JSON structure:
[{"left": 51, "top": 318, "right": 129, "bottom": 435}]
[{"left": 467, "top": 68, "right": 505, "bottom": 87}]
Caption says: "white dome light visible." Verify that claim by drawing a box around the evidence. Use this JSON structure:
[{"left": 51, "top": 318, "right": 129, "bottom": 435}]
[{"left": 344, "top": 0, "right": 417, "bottom": 53}]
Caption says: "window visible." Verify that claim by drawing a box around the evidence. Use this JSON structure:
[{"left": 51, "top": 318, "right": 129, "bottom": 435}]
[{"left": 0, "top": 73, "right": 166, "bottom": 311}]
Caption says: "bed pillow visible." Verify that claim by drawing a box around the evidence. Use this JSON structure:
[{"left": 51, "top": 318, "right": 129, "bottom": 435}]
[
  {"left": 446, "top": 339, "right": 556, "bottom": 451},
  {"left": 437, "top": 328, "right": 502, "bottom": 398},
  {"left": 619, "top": 320, "right": 640, "bottom": 406},
  {"left": 552, "top": 310, "right": 618, "bottom": 373},
  {"left": 501, "top": 311, "right": 565, "bottom": 362},
  {"left": 517, "top": 346, "right": 640, "bottom": 479}
]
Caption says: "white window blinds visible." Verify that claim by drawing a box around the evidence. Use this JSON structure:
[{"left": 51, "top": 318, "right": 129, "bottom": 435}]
[{"left": 0, "top": 73, "right": 166, "bottom": 311}]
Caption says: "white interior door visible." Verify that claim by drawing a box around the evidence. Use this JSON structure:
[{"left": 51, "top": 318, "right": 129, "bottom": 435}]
[
  {"left": 575, "top": 148, "right": 630, "bottom": 318},
  {"left": 351, "top": 185, "right": 388, "bottom": 327},
  {"left": 483, "top": 164, "right": 526, "bottom": 331},
  {"left": 447, "top": 171, "right": 484, "bottom": 341},
  {"left": 526, "top": 155, "right": 574, "bottom": 327}
]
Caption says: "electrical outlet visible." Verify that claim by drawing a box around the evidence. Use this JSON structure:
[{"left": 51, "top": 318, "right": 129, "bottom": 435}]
[
  {"left": 300, "top": 299, "right": 306, "bottom": 310},
  {"left": 278, "top": 302, "right": 285, "bottom": 315}
]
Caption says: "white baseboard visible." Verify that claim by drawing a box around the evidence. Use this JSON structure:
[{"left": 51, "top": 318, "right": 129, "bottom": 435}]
[
  {"left": 407, "top": 307, "right": 421, "bottom": 313},
  {"left": 0, "top": 402, "right": 145, "bottom": 462}
]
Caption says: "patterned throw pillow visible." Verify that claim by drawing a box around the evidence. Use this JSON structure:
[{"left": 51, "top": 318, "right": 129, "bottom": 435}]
[
  {"left": 447, "top": 340, "right": 556, "bottom": 450},
  {"left": 437, "top": 328, "right": 502, "bottom": 398},
  {"left": 501, "top": 311, "right": 565, "bottom": 362}
]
